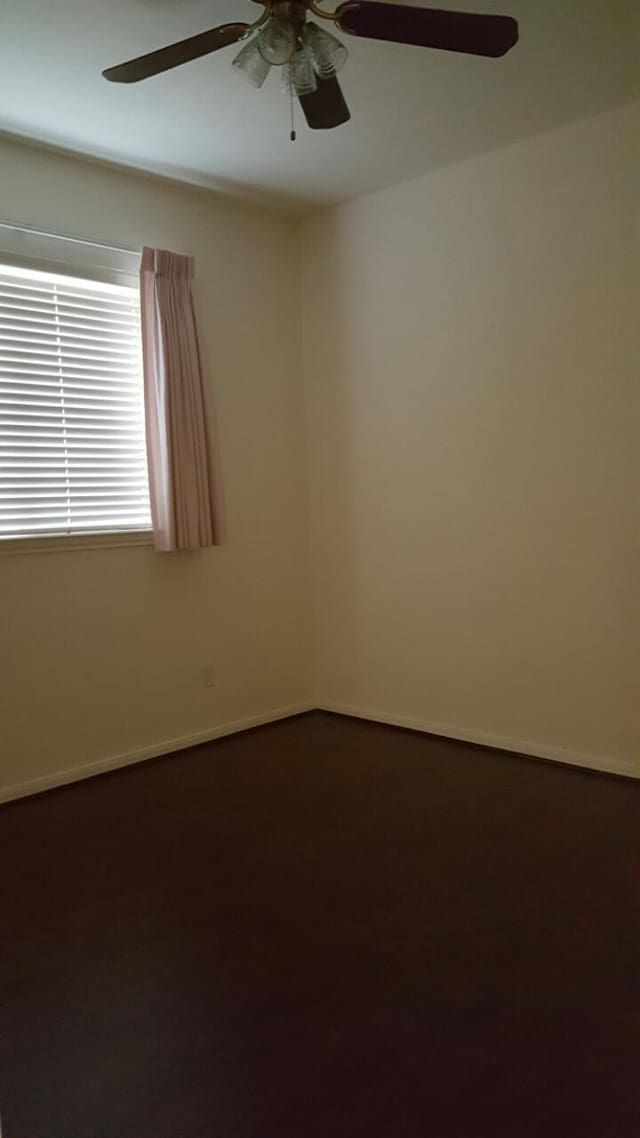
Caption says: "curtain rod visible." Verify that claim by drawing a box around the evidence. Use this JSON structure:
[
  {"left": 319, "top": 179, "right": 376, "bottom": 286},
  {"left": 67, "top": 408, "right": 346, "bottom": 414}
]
[{"left": 0, "top": 220, "right": 138, "bottom": 257}]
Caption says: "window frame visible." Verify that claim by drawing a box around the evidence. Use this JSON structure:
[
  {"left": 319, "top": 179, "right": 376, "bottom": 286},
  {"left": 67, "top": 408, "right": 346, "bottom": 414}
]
[
  {"left": 0, "top": 251, "right": 152, "bottom": 554},
  {"left": 0, "top": 529, "right": 153, "bottom": 556}
]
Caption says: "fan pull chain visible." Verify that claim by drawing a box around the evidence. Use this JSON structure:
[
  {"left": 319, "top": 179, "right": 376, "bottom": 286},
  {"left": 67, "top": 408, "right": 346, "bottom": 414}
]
[{"left": 289, "top": 77, "right": 296, "bottom": 142}]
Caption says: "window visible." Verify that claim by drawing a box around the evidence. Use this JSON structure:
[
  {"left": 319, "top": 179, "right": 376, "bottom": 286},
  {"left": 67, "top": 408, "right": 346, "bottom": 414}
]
[{"left": 0, "top": 263, "right": 151, "bottom": 541}]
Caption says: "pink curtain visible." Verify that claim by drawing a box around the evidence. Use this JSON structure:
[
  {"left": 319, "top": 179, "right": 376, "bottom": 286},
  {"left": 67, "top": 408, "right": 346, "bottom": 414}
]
[{"left": 140, "top": 247, "right": 223, "bottom": 551}]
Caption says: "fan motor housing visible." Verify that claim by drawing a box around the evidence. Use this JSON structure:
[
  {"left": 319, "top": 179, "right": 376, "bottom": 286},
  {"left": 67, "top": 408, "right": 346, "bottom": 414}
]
[
  {"left": 253, "top": 2, "right": 310, "bottom": 34},
  {"left": 252, "top": 0, "right": 309, "bottom": 11}
]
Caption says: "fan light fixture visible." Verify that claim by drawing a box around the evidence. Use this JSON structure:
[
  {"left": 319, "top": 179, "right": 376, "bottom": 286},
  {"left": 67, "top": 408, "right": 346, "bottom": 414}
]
[
  {"left": 257, "top": 17, "right": 298, "bottom": 64},
  {"left": 301, "top": 22, "right": 348, "bottom": 79},
  {"left": 232, "top": 10, "right": 348, "bottom": 96},
  {"left": 282, "top": 47, "right": 318, "bottom": 96},
  {"left": 232, "top": 37, "right": 271, "bottom": 87}
]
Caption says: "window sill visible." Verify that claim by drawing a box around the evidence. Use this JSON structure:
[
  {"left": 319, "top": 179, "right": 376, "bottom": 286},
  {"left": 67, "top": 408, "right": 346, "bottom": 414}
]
[{"left": 0, "top": 530, "right": 154, "bottom": 556}]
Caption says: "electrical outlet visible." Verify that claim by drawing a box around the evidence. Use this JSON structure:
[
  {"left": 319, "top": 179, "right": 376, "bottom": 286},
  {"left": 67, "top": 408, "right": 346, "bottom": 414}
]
[{"left": 201, "top": 665, "right": 215, "bottom": 689}]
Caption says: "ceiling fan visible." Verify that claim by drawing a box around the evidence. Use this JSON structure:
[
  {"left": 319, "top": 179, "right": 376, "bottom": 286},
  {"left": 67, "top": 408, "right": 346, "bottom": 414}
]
[{"left": 103, "top": 2, "right": 518, "bottom": 133}]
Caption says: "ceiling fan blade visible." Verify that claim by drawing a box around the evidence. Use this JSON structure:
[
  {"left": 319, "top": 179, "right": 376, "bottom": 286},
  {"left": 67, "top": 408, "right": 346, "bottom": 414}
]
[
  {"left": 335, "top": 4, "right": 518, "bottom": 57},
  {"left": 103, "top": 22, "right": 251, "bottom": 83},
  {"left": 299, "top": 76, "right": 351, "bottom": 130}
]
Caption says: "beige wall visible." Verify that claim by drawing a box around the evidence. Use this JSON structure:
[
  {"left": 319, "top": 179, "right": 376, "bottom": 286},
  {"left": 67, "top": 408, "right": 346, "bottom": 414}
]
[
  {"left": 2, "top": 102, "right": 637, "bottom": 797},
  {"left": 0, "top": 139, "right": 311, "bottom": 796},
  {"left": 301, "top": 102, "right": 639, "bottom": 774}
]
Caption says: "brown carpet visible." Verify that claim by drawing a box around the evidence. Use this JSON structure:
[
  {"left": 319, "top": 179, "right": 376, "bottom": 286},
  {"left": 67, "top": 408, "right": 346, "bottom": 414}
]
[{"left": 1, "top": 711, "right": 638, "bottom": 1137}]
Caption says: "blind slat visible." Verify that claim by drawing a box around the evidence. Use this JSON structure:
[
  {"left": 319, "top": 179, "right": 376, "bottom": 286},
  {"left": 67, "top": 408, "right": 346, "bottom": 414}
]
[
  {"left": 0, "top": 303, "right": 139, "bottom": 332},
  {"left": 1, "top": 490, "right": 149, "bottom": 502},
  {"left": 1, "top": 411, "right": 144, "bottom": 425},
  {"left": 0, "top": 377, "right": 143, "bottom": 397},
  {"left": 0, "top": 460, "right": 147, "bottom": 471},
  {"left": 2, "top": 423, "right": 144, "bottom": 431},
  {"left": 1, "top": 392, "right": 139, "bottom": 407},
  {"left": 1, "top": 357, "right": 143, "bottom": 376},
  {"left": 0, "top": 522, "right": 151, "bottom": 535}
]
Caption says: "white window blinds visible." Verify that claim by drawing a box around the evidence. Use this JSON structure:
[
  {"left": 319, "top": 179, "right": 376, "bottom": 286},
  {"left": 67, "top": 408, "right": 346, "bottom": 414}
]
[{"left": 0, "top": 263, "right": 151, "bottom": 540}]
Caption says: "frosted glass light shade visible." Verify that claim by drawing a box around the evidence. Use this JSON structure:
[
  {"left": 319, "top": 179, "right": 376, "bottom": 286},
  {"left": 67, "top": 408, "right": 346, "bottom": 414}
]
[
  {"left": 282, "top": 48, "right": 318, "bottom": 96},
  {"left": 301, "top": 22, "right": 348, "bottom": 79},
  {"left": 232, "top": 37, "right": 271, "bottom": 87},
  {"left": 258, "top": 18, "right": 297, "bottom": 65}
]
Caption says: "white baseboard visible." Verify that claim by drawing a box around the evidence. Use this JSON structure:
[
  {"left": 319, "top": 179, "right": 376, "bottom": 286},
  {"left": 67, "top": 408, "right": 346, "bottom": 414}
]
[
  {"left": 2, "top": 699, "right": 635, "bottom": 804},
  {"left": 317, "top": 700, "right": 639, "bottom": 780},
  {"left": 0, "top": 702, "right": 314, "bottom": 805}
]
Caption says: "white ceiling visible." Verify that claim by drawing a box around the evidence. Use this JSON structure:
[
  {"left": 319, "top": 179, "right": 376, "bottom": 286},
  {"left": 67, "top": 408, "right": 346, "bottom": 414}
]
[{"left": 0, "top": 0, "right": 638, "bottom": 212}]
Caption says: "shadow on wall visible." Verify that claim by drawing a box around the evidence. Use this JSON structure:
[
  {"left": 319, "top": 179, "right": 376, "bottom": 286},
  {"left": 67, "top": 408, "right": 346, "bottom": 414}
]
[{"left": 303, "top": 216, "right": 363, "bottom": 703}]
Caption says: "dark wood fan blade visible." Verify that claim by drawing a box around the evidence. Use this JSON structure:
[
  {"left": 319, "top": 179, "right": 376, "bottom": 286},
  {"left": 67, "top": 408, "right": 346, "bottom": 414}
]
[
  {"left": 335, "top": 3, "right": 518, "bottom": 57},
  {"left": 103, "top": 23, "right": 251, "bottom": 83},
  {"left": 299, "top": 76, "right": 351, "bottom": 130}
]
